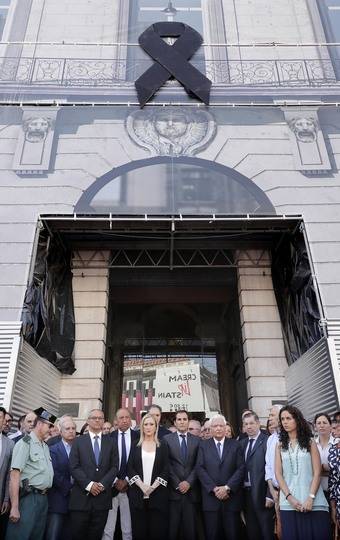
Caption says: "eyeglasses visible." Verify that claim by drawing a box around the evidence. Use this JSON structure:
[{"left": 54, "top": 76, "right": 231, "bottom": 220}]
[{"left": 89, "top": 416, "right": 104, "bottom": 421}]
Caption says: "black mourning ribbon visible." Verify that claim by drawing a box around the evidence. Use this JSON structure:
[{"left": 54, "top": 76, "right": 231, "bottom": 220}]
[{"left": 135, "top": 22, "right": 211, "bottom": 107}]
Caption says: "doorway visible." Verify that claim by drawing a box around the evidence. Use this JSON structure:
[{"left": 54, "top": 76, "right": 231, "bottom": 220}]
[{"left": 103, "top": 266, "right": 247, "bottom": 429}]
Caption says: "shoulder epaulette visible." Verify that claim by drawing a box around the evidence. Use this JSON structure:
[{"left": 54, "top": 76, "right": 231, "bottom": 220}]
[{"left": 22, "top": 435, "right": 31, "bottom": 443}]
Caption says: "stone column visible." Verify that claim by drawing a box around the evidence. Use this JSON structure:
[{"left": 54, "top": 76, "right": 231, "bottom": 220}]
[
  {"left": 59, "top": 250, "right": 110, "bottom": 430},
  {"left": 236, "top": 250, "right": 287, "bottom": 422}
]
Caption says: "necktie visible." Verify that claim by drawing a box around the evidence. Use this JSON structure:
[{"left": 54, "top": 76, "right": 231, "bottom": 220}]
[
  {"left": 180, "top": 434, "right": 188, "bottom": 462},
  {"left": 246, "top": 438, "right": 254, "bottom": 462},
  {"left": 217, "top": 441, "right": 222, "bottom": 460},
  {"left": 93, "top": 435, "right": 100, "bottom": 465},
  {"left": 119, "top": 431, "right": 127, "bottom": 479}
]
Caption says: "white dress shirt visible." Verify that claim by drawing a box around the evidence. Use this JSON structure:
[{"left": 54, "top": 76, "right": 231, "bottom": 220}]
[
  {"left": 265, "top": 430, "right": 279, "bottom": 488},
  {"left": 213, "top": 436, "right": 226, "bottom": 457}
]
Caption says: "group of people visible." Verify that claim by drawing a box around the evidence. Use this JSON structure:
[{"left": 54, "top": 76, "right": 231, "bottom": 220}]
[{"left": 0, "top": 403, "right": 339, "bottom": 540}]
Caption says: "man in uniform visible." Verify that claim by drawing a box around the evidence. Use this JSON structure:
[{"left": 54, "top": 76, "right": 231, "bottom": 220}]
[{"left": 5, "top": 407, "right": 56, "bottom": 540}]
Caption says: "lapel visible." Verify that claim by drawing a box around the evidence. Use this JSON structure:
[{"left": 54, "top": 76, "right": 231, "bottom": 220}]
[
  {"left": 99, "top": 434, "right": 108, "bottom": 466},
  {"left": 84, "top": 433, "right": 97, "bottom": 466},
  {"left": 172, "top": 432, "right": 182, "bottom": 461},
  {"left": 0, "top": 435, "right": 6, "bottom": 468},
  {"left": 220, "top": 437, "right": 229, "bottom": 464},
  {"left": 248, "top": 432, "right": 265, "bottom": 460},
  {"left": 209, "top": 438, "right": 221, "bottom": 462}
]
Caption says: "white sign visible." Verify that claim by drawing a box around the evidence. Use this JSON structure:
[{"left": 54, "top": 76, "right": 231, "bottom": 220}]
[{"left": 154, "top": 364, "right": 204, "bottom": 412}]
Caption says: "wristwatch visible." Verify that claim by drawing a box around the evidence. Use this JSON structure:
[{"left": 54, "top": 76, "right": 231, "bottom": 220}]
[{"left": 309, "top": 493, "right": 315, "bottom": 499}]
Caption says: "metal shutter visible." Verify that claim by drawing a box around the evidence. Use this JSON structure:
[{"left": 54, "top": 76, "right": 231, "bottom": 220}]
[
  {"left": 0, "top": 322, "right": 22, "bottom": 409},
  {"left": 10, "top": 340, "right": 61, "bottom": 419},
  {"left": 285, "top": 336, "right": 340, "bottom": 421}
]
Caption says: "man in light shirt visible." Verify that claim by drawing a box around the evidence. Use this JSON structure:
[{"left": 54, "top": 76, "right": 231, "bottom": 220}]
[{"left": 265, "top": 404, "right": 283, "bottom": 539}]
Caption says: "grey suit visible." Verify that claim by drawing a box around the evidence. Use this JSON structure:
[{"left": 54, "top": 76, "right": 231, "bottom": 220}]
[
  {"left": 0, "top": 433, "right": 14, "bottom": 540},
  {"left": 0, "top": 434, "right": 14, "bottom": 507},
  {"left": 164, "top": 431, "right": 200, "bottom": 540}
]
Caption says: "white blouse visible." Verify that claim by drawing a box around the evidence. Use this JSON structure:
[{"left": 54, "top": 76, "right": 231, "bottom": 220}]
[{"left": 142, "top": 449, "right": 155, "bottom": 498}]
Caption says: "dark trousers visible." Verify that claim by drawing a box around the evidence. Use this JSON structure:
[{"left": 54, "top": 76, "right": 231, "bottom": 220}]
[
  {"left": 130, "top": 500, "right": 168, "bottom": 540},
  {"left": 203, "top": 508, "right": 241, "bottom": 540},
  {"left": 0, "top": 512, "right": 9, "bottom": 540},
  {"left": 169, "top": 497, "right": 196, "bottom": 540},
  {"left": 244, "top": 490, "right": 275, "bottom": 540},
  {"left": 5, "top": 492, "right": 48, "bottom": 540},
  {"left": 45, "top": 513, "right": 72, "bottom": 540},
  {"left": 70, "top": 509, "right": 108, "bottom": 540}
]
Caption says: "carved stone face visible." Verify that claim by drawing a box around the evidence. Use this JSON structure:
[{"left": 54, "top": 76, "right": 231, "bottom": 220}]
[
  {"left": 23, "top": 117, "right": 51, "bottom": 142},
  {"left": 290, "top": 117, "right": 318, "bottom": 143},
  {"left": 154, "top": 112, "right": 188, "bottom": 140}
]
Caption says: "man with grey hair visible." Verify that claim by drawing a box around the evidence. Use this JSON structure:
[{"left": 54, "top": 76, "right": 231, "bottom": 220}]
[
  {"left": 197, "top": 413, "right": 245, "bottom": 540},
  {"left": 46, "top": 416, "right": 77, "bottom": 540}
]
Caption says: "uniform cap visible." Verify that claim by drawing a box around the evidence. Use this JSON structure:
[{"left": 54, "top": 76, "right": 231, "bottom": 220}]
[{"left": 33, "top": 407, "right": 57, "bottom": 426}]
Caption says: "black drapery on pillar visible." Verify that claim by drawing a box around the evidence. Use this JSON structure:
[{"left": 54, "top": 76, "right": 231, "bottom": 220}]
[
  {"left": 271, "top": 232, "right": 322, "bottom": 365},
  {"left": 21, "top": 232, "right": 76, "bottom": 374}
]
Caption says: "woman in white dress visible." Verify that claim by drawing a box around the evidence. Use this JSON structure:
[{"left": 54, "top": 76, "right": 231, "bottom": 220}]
[{"left": 128, "top": 413, "right": 169, "bottom": 540}]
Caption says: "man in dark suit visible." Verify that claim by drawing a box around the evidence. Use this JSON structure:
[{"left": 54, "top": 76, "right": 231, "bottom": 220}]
[
  {"left": 241, "top": 412, "right": 275, "bottom": 540},
  {"left": 164, "top": 409, "right": 200, "bottom": 540},
  {"left": 197, "top": 414, "right": 245, "bottom": 540},
  {"left": 102, "top": 408, "right": 138, "bottom": 540},
  {"left": 46, "top": 416, "right": 77, "bottom": 540},
  {"left": 69, "top": 409, "right": 118, "bottom": 540},
  {"left": 0, "top": 407, "right": 14, "bottom": 540},
  {"left": 148, "top": 404, "right": 170, "bottom": 440}
]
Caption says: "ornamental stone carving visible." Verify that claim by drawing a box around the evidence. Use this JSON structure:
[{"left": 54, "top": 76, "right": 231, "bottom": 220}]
[
  {"left": 126, "top": 108, "right": 216, "bottom": 157},
  {"left": 23, "top": 116, "right": 54, "bottom": 143},
  {"left": 283, "top": 107, "right": 331, "bottom": 174},
  {"left": 288, "top": 117, "right": 318, "bottom": 143},
  {"left": 13, "top": 107, "right": 59, "bottom": 175}
]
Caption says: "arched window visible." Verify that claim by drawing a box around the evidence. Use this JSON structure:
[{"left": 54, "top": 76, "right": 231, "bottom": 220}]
[{"left": 75, "top": 156, "right": 276, "bottom": 215}]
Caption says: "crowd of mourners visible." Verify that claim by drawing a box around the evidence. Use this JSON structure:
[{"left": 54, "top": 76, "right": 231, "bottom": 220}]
[{"left": 0, "top": 403, "right": 340, "bottom": 540}]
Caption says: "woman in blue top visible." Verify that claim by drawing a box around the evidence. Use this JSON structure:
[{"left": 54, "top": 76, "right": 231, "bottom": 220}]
[{"left": 275, "top": 405, "right": 331, "bottom": 540}]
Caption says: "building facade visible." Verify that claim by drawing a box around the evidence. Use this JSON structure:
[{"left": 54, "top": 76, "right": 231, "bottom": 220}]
[{"left": 1, "top": 0, "right": 340, "bottom": 429}]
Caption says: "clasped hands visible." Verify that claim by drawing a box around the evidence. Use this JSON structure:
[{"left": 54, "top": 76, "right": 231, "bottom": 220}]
[
  {"left": 89, "top": 482, "right": 105, "bottom": 496},
  {"left": 289, "top": 494, "right": 313, "bottom": 513},
  {"left": 214, "top": 486, "right": 230, "bottom": 500},
  {"left": 136, "top": 478, "right": 160, "bottom": 497}
]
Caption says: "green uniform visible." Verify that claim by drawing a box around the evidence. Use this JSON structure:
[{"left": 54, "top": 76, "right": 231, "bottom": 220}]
[{"left": 5, "top": 432, "right": 54, "bottom": 540}]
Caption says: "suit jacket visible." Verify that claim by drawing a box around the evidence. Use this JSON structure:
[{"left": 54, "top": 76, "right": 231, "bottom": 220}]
[
  {"left": 127, "top": 441, "right": 169, "bottom": 510},
  {"left": 110, "top": 428, "right": 139, "bottom": 497},
  {"left": 163, "top": 431, "right": 200, "bottom": 502},
  {"left": 196, "top": 438, "right": 245, "bottom": 512},
  {"left": 241, "top": 432, "right": 272, "bottom": 510},
  {"left": 0, "top": 434, "right": 14, "bottom": 505},
  {"left": 69, "top": 433, "right": 118, "bottom": 511},
  {"left": 48, "top": 440, "right": 73, "bottom": 514}
]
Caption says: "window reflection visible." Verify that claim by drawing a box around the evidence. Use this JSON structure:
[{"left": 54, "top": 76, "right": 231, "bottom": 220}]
[
  {"left": 76, "top": 158, "right": 276, "bottom": 215},
  {"left": 121, "top": 340, "right": 220, "bottom": 424}
]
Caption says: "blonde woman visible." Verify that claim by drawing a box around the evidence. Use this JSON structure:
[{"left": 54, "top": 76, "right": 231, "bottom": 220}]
[{"left": 127, "top": 413, "right": 169, "bottom": 540}]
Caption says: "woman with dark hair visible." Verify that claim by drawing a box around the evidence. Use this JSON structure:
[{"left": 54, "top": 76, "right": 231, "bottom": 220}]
[
  {"left": 275, "top": 405, "right": 331, "bottom": 540},
  {"left": 314, "top": 413, "right": 334, "bottom": 500},
  {"left": 127, "top": 413, "right": 169, "bottom": 540}
]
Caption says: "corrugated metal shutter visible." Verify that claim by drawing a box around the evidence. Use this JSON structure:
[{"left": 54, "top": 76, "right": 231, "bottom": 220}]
[
  {"left": 285, "top": 337, "right": 340, "bottom": 421},
  {"left": 0, "top": 322, "right": 22, "bottom": 409},
  {"left": 326, "top": 319, "right": 340, "bottom": 405},
  {"left": 10, "top": 341, "right": 61, "bottom": 419}
]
